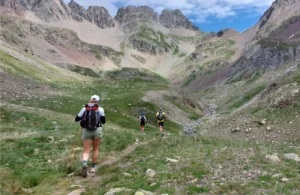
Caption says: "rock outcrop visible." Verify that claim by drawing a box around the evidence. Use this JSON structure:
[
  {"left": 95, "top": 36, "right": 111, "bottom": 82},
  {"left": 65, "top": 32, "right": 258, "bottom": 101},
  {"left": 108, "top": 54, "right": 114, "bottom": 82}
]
[
  {"left": 115, "top": 5, "right": 158, "bottom": 28},
  {"left": 217, "top": 28, "right": 239, "bottom": 38},
  {"left": 159, "top": 9, "right": 198, "bottom": 30},
  {"left": 130, "top": 39, "right": 161, "bottom": 55},
  {"left": 226, "top": 43, "right": 300, "bottom": 77},
  {"left": 1, "top": 0, "right": 115, "bottom": 28},
  {"left": 68, "top": 0, "right": 86, "bottom": 22},
  {"left": 68, "top": 0, "right": 115, "bottom": 28},
  {"left": 257, "top": 0, "right": 300, "bottom": 37},
  {"left": 86, "top": 6, "right": 115, "bottom": 28},
  {"left": 0, "top": 0, "right": 24, "bottom": 14},
  {"left": 31, "top": 0, "right": 69, "bottom": 22},
  {"left": 0, "top": 0, "right": 69, "bottom": 22},
  {"left": 259, "top": 0, "right": 299, "bottom": 28}
]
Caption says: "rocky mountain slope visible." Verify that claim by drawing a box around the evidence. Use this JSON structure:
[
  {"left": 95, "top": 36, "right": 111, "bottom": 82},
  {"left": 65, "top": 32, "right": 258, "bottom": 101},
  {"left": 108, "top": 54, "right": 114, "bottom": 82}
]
[
  {"left": 0, "top": 0, "right": 205, "bottom": 78},
  {"left": 187, "top": 0, "right": 300, "bottom": 91},
  {"left": 1, "top": 0, "right": 299, "bottom": 111}
]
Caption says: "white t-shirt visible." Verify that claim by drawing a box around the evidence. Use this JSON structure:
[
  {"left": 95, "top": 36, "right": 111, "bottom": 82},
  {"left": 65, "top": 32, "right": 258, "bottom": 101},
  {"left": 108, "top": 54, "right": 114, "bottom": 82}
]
[
  {"left": 139, "top": 116, "right": 147, "bottom": 121},
  {"left": 77, "top": 106, "right": 105, "bottom": 117}
]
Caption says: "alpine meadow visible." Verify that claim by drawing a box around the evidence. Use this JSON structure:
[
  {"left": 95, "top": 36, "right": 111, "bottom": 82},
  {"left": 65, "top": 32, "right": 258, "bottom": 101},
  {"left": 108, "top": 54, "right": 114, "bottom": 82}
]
[{"left": 0, "top": 0, "right": 299, "bottom": 194}]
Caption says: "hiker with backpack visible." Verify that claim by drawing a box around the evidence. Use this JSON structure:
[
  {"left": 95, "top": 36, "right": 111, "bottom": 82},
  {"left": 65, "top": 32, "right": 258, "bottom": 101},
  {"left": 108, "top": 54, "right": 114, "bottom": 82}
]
[
  {"left": 156, "top": 108, "right": 166, "bottom": 137},
  {"left": 75, "top": 95, "right": 105, "bottom": 178},
  {"left": 139, "top": 112, "right": 147, "bottom": 133}
]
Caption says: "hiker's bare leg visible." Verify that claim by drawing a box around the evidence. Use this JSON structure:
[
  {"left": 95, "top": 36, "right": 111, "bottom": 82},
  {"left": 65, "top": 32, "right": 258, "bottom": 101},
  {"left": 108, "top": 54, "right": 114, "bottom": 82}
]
[
  {"left": 83, "top": 139, "right": 92, "bottom": 161},
  {"left": 160, "top": 126, "right": 163, "bottom": 132},
  {"left": 92, "top": 137, "right": 101, "bottom": 163}
]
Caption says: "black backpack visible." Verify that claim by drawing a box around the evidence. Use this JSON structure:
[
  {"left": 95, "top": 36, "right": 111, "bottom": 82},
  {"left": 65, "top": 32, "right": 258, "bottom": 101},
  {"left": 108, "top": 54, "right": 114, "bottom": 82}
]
[
  {"left": 141, "top": 116, "right": 145, "bottom": 123},
  {"left": 80, "top": 103, "right": 100, "bottom": 131}
]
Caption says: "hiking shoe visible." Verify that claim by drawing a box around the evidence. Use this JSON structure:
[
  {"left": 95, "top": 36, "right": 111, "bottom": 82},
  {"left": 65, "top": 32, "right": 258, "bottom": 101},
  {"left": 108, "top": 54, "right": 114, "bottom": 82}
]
[
  {"left": 161, "top": 132, "right": 164, "bottom": 137},
  {"left": 90, "top": 166, "right": 97, "bottom": 173},
  {"left": 81, "top": 165, "right": 88, "bottom": 178}
]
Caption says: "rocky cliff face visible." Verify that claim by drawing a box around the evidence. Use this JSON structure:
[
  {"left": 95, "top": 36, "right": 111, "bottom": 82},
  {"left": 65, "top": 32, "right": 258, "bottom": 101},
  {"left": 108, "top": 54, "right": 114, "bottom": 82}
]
[
  {"left": 115, "top": 5, "right": 158, "bottom": 28},
  {"left": 68, "top": 0, "right": 86, "bottom": 22},
  {"left": 31, "top": 0, "right": 69, "bottom": 22},
  {"left": 0, "top": 0, "right": 24, "bottom": 14},
  {"left": 159, "top": 9, "right": 198, "bottom": 30},
  {"left": 259, "top": 0, "right": 299, "bottom": 28},
  {"left": 0, "top": 0, "right": 69, "bottom": 22},
  {"left": 257, "top": 0, "right": 300, "bottom": 37},
  {"left": 68, "top": 0, "right": 115, "bottom": 28},
  {"left": 0, "top": 0, "right": 115, "bottom": 28},
  {"left": 86, "top": 6, "right": 115, "bottom": 28},
  {"left": 224, "top": 0, "right": 300, "bottom": 80},
  {"left": 226, "top": 43, "right": 300, "bottom": 78}
]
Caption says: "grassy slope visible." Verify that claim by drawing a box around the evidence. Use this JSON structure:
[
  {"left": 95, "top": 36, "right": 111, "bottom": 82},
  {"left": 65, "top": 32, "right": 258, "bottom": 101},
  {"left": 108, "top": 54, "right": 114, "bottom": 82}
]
[
  {"left": 182, "top": 39, "right": 236, "bottom": 87},
  {"left": 1, "top": 47, "right": 300, "bottom": 195},
  {"left": 0, "top": 49, "right": 180, "bottom": 194}
]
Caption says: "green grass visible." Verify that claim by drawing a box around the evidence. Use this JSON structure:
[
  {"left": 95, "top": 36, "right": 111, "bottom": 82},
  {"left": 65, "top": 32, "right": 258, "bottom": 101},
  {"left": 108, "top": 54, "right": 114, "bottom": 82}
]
[
  {"left": 228, "top": 85, "right": 266, "bottom": 110},
  {"left": 225, "top": 50, "right": 235, "bottom": 59},
  {"left": 130, "top": 25, "right": 179, "bottom": 55},
  {"left": 258, "top": 39, "right": 291, "bottom": 51},
  {"left": 182, "top": 73, "right": 197, "bottom": 87},
  {"left": 293, "top": 68, "right": 300, "bottom": 84},
  {"left": 131, "top": 54, "right": 146, "bottom": 64},
  {"left": 172, "top": 44, "right": 179, "bottom": 55},
  {"left": 178, "top": 52, "right": 186, "bottom": 57},
  {"left": 86, "top": 135, "right": 300, "bottom": 194},
  {"left": 62, "top": 64, "right": 100, "bottom": 77},
  {"left": 188, "top": 186, "right": 210, "bottom": 194},
  {"left": 163, "top": 95, "right": 202, "bottom": 120},
  {"left": 0, "top": 51, "right": 186, "bottom": 194},
  {"left": 1, "top": 31, "right": 300, "bottom": 195}
]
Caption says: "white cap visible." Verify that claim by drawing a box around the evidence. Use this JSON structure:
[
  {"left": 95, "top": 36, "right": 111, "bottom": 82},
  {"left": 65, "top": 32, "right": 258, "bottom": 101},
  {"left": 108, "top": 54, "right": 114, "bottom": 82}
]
[{"left": 91, "top": 95, "right": 100, "bottom": 102}]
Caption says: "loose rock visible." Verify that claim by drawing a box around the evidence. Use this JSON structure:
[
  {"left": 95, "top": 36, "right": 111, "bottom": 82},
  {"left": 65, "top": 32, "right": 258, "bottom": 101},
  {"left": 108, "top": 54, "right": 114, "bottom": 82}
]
[
  {"left": 281, "top": 178, "right": 289, "bottom": 182},
  {"left": 259, "top": 119, "right": 267, "bottom": 125},
  {"left": 272, "top": 173, "right": 282, "bottom": 178},
  {"left": 145, "top": 169, "right": 156, "bottom": 178},
  {"left": 134, "top": 189, "right": 154, "bottom": 195},
  {"left": 22, "top": 188, "right": 33, "bottom": 194},
  {"left": 67, "top": 188, "right": 86, "bottom": 195},
  {"left": 69, "top": 185, "right": 82, "bottom": 189},
  {"left": 266, "top": 154, "right": 281, "bottom": 163},
  {"left": 104, "top": 188, "right": 130, "bottom": 195},
  {"left": 123, "top": 172, "right": 133, "bottom": 177},
  {"left": 283, "top": 153, "right": 300, "bottom": 162},
  {"left": 166, "top": 158, "right": 178, "bottom": 163}
]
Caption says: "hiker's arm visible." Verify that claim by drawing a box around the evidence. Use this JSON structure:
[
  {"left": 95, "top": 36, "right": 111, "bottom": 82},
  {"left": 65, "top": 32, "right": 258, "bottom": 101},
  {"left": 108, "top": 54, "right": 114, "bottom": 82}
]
[
  {"left": 100, "top": 116, "right": 105, "bottom": 124},
  {"left": 75, "top": 116, "right": 82, "bottom": 122},
  {"left": 75, "top": 108, "right": 85, "bottom": 122},
  {"left": 100, "top": 108, "right": 106, "bottom": 124}
]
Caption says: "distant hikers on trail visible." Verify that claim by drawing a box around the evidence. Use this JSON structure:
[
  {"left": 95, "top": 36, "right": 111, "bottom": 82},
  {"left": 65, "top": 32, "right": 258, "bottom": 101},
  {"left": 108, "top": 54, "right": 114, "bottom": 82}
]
[
  {"left": 156, "top": 108, "right": 166, "bottom": 137},
  {"left": 75, "top": 95, "right": 105, "bottom": 178},
  {"left": 138, "top": 112, "right": 147, "bottom": 133}
]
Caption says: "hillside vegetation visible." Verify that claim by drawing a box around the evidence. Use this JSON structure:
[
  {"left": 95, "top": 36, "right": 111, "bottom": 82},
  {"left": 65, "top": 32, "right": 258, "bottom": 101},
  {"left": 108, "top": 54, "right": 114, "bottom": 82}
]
[
  {"left": 1, "top": 43, "right": 300, "bottom": 194},
  {"left": 1, "top": 0, "right": 300, "bottom": 194}
]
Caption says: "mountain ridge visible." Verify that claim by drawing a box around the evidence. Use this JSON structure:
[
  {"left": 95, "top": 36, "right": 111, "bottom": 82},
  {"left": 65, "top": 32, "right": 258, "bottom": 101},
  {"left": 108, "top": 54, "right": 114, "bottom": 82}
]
[{"left": 1, "top": 0, "right": 299, "bottom": 86}]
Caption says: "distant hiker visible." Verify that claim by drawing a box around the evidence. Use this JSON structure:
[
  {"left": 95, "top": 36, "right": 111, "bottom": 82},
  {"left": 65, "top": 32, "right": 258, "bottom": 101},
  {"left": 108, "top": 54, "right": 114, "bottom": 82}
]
[
  {"left": 139, "top": 112, "right": 147, "bottom": 133},
  {"left": 75, "top": 95, "right": 105, "bottom": 178},
  {"left": 156, "top": 108, "right": 166, "bottom": 137}
]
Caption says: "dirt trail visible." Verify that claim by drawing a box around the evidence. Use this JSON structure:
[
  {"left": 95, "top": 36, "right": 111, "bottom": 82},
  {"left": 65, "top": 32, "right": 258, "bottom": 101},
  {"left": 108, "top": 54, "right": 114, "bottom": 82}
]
[{"left": 98, "top": 138, "right": 156, "bottom": 167}]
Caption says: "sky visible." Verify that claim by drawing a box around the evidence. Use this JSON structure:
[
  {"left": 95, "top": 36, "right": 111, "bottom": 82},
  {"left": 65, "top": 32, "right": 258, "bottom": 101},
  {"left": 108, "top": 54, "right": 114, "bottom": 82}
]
[{"left": 64, "top": 0, "right": 275, "bottom": 32}]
